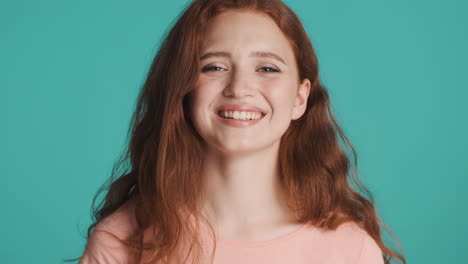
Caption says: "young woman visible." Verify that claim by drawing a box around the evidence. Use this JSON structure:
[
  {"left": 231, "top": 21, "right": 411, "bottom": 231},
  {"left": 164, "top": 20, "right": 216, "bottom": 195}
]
[{"left": 76, "top": 0, "right": 406, "bottom": 263}]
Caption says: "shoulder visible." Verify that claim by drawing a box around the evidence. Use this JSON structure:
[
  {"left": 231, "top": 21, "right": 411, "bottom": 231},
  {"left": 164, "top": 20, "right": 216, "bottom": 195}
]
[
  {"left": 79, "top": 199, "right": 139, "bottom": 264},
  {"left": 312, "top": 222, "right": 384, "bottom": 264},
  {"left": 94, "top": 198, "right": 139, "bottom": 239}
]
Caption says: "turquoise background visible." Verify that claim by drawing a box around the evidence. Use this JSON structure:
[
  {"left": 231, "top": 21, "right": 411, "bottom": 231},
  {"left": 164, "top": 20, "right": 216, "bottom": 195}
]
[{"left": 2, "top": 0, "right": 467, "bottom": 263}]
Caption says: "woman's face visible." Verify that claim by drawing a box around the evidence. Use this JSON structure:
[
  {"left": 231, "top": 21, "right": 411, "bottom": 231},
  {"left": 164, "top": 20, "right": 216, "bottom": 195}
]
[{"left": 189, "top": 10, "right": 310, "bottom": 154}]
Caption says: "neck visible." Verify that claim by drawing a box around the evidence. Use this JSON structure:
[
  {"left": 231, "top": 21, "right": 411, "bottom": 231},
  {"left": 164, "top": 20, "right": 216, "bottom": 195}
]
[{"left": 199, "top": 140, "right": 297, "bottom": 231}]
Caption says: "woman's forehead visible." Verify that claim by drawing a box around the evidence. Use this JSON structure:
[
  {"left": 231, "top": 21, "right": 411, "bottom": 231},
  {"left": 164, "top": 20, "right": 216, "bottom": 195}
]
[{"left": 198, "top": 10, "right": 295, "bottom": 62}]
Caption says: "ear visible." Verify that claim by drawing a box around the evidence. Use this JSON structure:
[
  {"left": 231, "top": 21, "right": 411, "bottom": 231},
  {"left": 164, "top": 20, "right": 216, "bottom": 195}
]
[{"left": 292, "top": 78, "right": 311, "bottom": 120}]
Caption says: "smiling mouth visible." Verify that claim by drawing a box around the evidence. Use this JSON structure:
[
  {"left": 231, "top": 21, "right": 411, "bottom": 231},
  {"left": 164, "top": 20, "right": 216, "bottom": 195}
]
[{"left": 216, "top": 111, "right": 266, "bottom": 120}]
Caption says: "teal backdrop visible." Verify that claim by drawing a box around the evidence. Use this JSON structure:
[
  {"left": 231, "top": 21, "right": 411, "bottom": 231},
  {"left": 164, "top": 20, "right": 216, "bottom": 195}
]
[{"left": 2, "top": 0, "right": 467, "bottom": 263}]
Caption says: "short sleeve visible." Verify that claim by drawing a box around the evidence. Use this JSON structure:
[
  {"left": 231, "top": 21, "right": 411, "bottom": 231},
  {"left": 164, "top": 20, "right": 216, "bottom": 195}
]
[
  {"left": 355, "top": 234, "right": 385, "bottom": 264},
  {"left": 79, "top": 198, "right": 140, "bottom": 263},
  {"left": 79, "top": 230, "right": 136, "bottom": 264}
]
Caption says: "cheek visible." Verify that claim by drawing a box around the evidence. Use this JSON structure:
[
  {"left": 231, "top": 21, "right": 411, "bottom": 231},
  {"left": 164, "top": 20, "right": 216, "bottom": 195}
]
[
  {"left": 193, "top": 78, "right": 223, "bottom": 102},
  {"left": 192, "top": 79, "right": 220, "bottom": 106},
  {"left": 189, "top": 79, "right": 224, "bottom": 127},
  {"left": 261, "top": 77, "right": 297, "bottom": 109}
]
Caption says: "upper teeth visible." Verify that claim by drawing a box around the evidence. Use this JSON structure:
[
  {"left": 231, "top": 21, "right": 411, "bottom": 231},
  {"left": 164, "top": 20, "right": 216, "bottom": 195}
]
[{"left": 219, "top": 111, "right": 263, "bottom": 120}]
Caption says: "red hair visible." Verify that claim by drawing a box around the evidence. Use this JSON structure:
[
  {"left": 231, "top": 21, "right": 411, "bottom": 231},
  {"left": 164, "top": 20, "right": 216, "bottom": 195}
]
[{"left": 72, "top": 0, "right": 406, "bottom": 263}]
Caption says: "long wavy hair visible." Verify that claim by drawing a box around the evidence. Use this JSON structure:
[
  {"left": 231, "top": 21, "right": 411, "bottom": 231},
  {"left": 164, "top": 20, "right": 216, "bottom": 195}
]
[{"left": 70, "top": 0, "right": 406, "bottom": 263}]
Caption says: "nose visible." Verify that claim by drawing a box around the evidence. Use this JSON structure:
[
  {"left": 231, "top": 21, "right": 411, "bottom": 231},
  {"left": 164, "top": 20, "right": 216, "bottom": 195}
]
[{"left": 223, "top": 68, "right": 255, "bottom": 98}]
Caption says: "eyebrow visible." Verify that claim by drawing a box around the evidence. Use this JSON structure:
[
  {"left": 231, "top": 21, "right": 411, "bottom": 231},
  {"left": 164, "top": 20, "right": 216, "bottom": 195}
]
[{"left": 200, "top": 50, "right": 287, "bottom": 65}]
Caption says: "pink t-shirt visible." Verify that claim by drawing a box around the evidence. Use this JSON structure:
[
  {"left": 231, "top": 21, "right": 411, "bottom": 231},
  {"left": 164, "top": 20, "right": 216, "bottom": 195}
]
[{"left": 79, "top": 203, "right": 384, "bottom": 264}]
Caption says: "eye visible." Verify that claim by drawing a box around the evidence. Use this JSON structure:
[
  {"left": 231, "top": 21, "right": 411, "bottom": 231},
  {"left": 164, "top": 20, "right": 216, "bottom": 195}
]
[
  {"left": 201, "top": 65, "right": 226, "bottom": 72},
  {"left": 258, "top": 66, "right": 280, "bottom": 73}
]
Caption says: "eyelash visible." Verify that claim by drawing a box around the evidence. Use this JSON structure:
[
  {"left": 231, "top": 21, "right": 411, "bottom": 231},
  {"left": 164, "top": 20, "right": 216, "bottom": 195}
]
[{"left": 201, "top": 66, "right": 280, "bottom": 73}]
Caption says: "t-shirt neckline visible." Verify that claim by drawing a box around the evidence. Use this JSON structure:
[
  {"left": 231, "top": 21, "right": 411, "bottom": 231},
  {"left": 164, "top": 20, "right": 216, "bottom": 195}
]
[{"left": 215, "top": 221, "right": 312, "bottom": 248}]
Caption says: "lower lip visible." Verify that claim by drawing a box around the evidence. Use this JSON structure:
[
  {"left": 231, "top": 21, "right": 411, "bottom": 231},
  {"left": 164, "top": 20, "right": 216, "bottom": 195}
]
[{"left": 215, "top": 112, "right": 266, "bottom": 128}]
